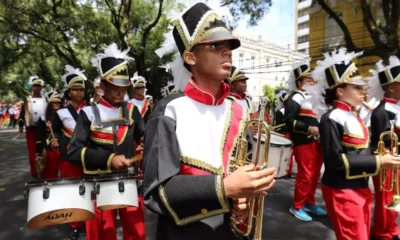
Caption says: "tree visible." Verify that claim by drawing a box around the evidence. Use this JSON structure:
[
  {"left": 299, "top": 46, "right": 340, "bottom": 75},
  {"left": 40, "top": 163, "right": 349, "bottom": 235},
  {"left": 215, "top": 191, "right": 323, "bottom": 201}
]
[
  {"left": 315, "top": 0, "right": 400, "bottom": 60},
  {"left": 220, "top": 0, "right": 273, "bottom": 26}
]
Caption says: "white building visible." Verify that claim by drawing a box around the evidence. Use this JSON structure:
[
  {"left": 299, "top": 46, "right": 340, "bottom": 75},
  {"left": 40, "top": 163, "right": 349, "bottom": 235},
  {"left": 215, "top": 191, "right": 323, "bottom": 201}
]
[
  {"left": 232, "top": 31, "right": 308, "bottom": 97},
  {"left": 295, "top": 0, "right": 312, "bottom": 53}
]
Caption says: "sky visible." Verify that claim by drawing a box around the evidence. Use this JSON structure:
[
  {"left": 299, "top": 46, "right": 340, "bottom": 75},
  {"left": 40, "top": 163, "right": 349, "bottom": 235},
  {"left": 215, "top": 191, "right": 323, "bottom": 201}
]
[{"left": 177, "top": 0, "right": 296, "bottom": 48}]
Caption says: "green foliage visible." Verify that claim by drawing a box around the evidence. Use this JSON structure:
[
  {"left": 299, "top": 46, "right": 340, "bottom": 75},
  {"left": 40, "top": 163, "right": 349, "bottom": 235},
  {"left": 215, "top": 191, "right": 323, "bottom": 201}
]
[{"left": 221, "top": 0, "right": 273, "bottom": 27}]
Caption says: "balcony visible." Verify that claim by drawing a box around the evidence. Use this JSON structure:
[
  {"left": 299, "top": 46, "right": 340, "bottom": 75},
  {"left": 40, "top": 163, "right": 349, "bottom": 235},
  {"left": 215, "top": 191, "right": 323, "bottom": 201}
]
[
  {"left": 297, "top": 27, "right": 309, "bottom": 37},
  {"left": 297, "top": 42, "right": 309, "bottom": 51},
  {"left": 298, "top": 14, "right": 309, "bottom": 24},
  {"left": 298, "top": 0, "right": 312, "bottom": 10}
]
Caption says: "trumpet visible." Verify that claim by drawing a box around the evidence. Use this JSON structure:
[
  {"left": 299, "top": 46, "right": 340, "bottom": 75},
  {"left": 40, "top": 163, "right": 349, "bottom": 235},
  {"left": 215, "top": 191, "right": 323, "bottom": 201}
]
[
  {"left": 229, "top": 97, "right": 271, "bottom": 239},
  {"left": 375, "top": 120, "right": 400, "bottom": 212}
]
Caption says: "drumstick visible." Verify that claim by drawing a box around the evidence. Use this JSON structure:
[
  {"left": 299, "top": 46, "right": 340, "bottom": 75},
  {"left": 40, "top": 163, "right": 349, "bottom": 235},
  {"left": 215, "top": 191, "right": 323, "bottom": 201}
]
[
  {"left": 13, "top": 132, "right": 22, "bottom": 140},
  {"left": 271, "top": 123, "right": 286, "bottom": 130},
  {"left": 46, "top": 121, "right": 56, "bottom": 140},
  {"left": 128, "top": 153, "right": 143, "bottom": 165}
]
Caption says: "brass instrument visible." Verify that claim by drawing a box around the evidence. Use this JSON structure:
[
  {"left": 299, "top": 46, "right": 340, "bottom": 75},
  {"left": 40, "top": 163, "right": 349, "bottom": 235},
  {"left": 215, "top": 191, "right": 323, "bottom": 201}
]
[
  {"left": 229, "top": 97, "right": 271, "bottom": 239},
  {"left": 376, "top": 120, "right": 400, "bottom": 212}
]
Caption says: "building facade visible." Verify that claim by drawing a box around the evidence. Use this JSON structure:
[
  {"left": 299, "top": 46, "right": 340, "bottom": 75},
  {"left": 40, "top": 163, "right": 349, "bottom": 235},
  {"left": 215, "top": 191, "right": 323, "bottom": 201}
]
[
  {"left": 308, "top": 0, "right": 386, "bottom": 75},
  {"left": 232, "top": 31, "right": 309, "bottom": 97},
  {"left": 295, "top": 0, "right": 312, "bottom": 53}
]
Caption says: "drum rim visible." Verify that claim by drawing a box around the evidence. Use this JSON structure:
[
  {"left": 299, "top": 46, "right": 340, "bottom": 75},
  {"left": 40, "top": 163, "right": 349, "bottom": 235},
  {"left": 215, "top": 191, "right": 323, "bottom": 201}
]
[
  {"left": 270, "top": 143, "right": 293, "bottom": 148},
  {"left": 93, "top": 173, "right": 138, "bottom": 183},
  {"left": 25, "top": 177, "right": 93, "bottom": 188}
]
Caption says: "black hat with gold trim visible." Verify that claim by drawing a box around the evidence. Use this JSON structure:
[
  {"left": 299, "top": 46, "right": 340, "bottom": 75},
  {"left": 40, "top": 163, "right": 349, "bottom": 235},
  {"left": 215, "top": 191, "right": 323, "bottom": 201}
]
[
  {"left": 312, "top": 47, "right": 364, "bottom": 90},
  {"left": 287, "top": 60, "right": 312, "bottom": 91},
  {"left": 45, "top": 90, "right": 62, "bottom": 103},
  {"left": 61, "top": 65, "right": 87, "bottom": 89},
  {"left": 161, "top": 81, "right": 178, "bottom": 97},
  {"left": 131, "top": 72, "right": 146, "bottom": 88},
  {"left": 28, "top": 76, "right": 45, "bottom": 87},
  {"left": 225, "top": 66, "right": 248, "bottom": 84},
  {"left": 377, "top": 56, "right": 400, "bottom": 86},
  {"left": 172, "top": 2, "right": 240, "bottom": 57},
  {"left": 91, "top": 43, "right": 134, "bottom": 87},
  {"left": 367, "top": 56, "right": 400, "bottom": 100}
]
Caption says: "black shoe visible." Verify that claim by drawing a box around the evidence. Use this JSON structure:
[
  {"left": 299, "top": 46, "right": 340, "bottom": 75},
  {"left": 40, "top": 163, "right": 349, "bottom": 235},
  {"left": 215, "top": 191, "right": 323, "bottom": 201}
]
[
  {"left": 285, "top": 173, "right": 296, "bottom": 179},
  {"left": 393, "top": 236, "right": 400, "bottom": 240},
  {"left": 69, "top": 228, "right": 80, "bottom": 240}
]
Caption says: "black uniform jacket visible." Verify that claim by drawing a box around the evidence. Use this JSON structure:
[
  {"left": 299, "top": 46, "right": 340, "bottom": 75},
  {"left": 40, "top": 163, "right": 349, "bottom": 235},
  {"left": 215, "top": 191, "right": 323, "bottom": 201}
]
[
  {"left": 284, "top": 90, "right": 318, "bottom": 146},
  {"left": 370, "top": 97, "right": 400, "bottom": 154},
  {"left": 143, "top": 79, "right": 248, "bottom": 240},
  {"left": 67, "top": 98, "right": 144, "bottom": 174},
  {"left": 320, "top": 101, "right": 380, "bottom": 189}
]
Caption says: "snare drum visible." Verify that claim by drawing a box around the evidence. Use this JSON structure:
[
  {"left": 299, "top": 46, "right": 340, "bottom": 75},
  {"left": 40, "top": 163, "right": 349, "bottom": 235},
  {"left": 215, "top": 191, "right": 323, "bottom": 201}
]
[
  {"left": 25, "top": 178, "right": 94, "bottom": 229},
  {"left": 94, "top": 173, "right": 139, "bottom": 211},
  {"left": 252, "top": 132, "right": 293, "bottom": 177}
]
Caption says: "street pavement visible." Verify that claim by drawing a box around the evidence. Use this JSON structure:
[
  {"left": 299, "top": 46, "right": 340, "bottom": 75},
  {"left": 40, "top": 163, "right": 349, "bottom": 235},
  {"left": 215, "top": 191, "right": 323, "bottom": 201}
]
[{"left": 0, "top": 130, "right": 395, "bottom": 240}]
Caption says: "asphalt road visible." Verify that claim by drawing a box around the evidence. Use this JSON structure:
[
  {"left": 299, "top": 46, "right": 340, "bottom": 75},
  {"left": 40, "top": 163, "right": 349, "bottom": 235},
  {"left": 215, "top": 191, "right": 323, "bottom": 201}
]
[{"left": 0, "top": 130, "right": 392, "bottom": 240}]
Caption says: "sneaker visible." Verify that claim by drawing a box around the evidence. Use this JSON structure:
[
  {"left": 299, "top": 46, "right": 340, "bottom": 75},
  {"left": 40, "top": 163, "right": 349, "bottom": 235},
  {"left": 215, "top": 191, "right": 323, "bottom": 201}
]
[
  {"left": 304, "top": 204, "right": 327, "bottom": 216},
  {"left": 289, "top": 206, "right": 312, "bottom": 222},
  {"left": 69, "top": 228, "right": 80, "bottom": 240}
]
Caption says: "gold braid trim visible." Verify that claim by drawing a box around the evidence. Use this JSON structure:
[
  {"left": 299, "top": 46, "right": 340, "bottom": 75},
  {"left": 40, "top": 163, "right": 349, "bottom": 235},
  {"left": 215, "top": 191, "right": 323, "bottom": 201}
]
[
  {"left": 104, "top": 64, "right": 128, "bottom": 80},
  {"left": 343, "top": 131, "right": 364, "bottom": 140},
  {"left": 180, "top": 155, "right": 224, "bottom": 175},
  {"left": 227, "top": 108, "right": 248, "bottom": 173},
  {"left": 158, "top": 179, "right": 229, "bottom": 226},
  {"left": 342, "top": 153, "right": 380, "bottom": 179},
  {"left": 216, "top": 175, "right": 230, "bottom": 211},
  {"left": 220, "top": 101, "right": 233, "bottom": 161},
  {"left": 192, "top": 13, "right": 222, "bottom": 45},
  {"left": 293, "top": 120, "right": 309, "bottom": 134},
  {"left": 81, "top": 146, "right": 113, "bottom": 175},
  {"left": 171, "top": 20, "right": 191, "bottom": 52}
]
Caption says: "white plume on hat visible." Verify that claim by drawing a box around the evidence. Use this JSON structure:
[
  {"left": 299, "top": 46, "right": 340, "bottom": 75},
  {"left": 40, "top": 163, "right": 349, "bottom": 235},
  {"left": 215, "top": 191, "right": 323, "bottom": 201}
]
[
  {"left": 90, "top": 43, "right": 134, "bottom": 78},
  {"left": 155, "top": 0, "right": 233, "bottom": 92},
  {"left": 287, "top": 58, "right": 311, "bottom": 92},
  {"left": 61, "top": 65, "right": 87, "bottom": 84},
  {"left": 28, "top": 75, "right": 45, "bottom": 86}
]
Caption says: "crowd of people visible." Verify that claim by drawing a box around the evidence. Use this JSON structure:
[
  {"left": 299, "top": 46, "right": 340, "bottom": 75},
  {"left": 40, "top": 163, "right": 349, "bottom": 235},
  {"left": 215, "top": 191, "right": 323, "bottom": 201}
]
[{"left": 14, "top": 2, "right": 400, "bottom": 240}]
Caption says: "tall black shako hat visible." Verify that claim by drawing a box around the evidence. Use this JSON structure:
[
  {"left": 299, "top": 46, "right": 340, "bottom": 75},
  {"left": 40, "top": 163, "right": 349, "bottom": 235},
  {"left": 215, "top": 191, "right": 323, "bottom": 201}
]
[
  {"left": 61, "top": 65, "right": 87, "bottom": 89},
  {"left": 91, "top": 43, "right": 134, "bottom": 87},
  {"left": 172, "top": 2, "right": 240, "bottom": 57}
]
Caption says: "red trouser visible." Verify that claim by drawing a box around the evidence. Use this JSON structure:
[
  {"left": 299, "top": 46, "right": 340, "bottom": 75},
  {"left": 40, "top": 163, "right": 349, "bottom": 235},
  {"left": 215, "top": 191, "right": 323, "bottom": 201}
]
[
  {"left": 372, "top": 173, "right": 400, "bottom": 239},
  {"left": 283, "top": 133, "right": 294, "bottom": 175},
  {"left": 26, "top": 127, "right": 37, "bottom": 176},
  {"left": 42, "top": 149, "right": 60, "bottom": 179},
  {"left": 322, "top": 184, "right": 373, "bottom": 240},
  {"left": 60, "top": 160, "right": 85, "bottom": 229},
  {"left": 86, "top": 196, "right": 146, "bottom": 240},
  {"left": 292, "top": 141, "right": 323, "bottom": 210}
]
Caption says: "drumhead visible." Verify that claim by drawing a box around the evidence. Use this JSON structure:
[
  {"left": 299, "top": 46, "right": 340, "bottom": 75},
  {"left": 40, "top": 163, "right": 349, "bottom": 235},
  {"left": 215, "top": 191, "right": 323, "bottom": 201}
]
[
  {"left": 25, "top": 177, "right": 93, "bottom": 188},
  {"left": 252, "top": 133, "right": 292, "bottom": 147},
  {"left": 270, "top": 133, "right": 292, "bottom": 147}
]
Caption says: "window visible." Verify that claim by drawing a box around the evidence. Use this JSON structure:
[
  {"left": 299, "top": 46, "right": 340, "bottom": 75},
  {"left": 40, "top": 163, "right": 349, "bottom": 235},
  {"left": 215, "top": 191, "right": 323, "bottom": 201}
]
[
  {"left": 299, "top": 0, "right": 308, "bottom": 2},
  {"left": 275, "top": 60, "right": 278, "bottom": 67},
  {"left": 239, "top": 53, "right": 244, "bottom": 69},
  {"left": 298, "top": 22, "right": 308, "bottom": 30},
  {"left": 325, "top": 12, "right": 344, "bottom": 47},
  {"left": 298, "top": 36, "right": 308, "bottom": 44},
  {"left": 251, "top": 55, "right": 256, "bottom": 69},
  {"left": 298, "top": 10, "right": 308, "bottom": 17},
  {"left": 298, "top": 49, "right": 306, "bottom": 53}
]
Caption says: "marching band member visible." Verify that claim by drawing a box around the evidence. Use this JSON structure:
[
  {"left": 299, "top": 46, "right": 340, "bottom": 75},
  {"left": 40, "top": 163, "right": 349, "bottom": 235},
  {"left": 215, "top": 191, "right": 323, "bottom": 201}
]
[
  {"left": 284, "top": 60, "right": 327, "bottom": 221},
  {"left": 370, "top": 56, "right": 400, "bottom": 240},
  {"left": 226, "top": 66, "right": 253, "bottom": 117},
  {"left": 51, "top": 65, "right": 88, "bottom": 239},
  {"left": 273, "top": 89, "right": 295, "bottom": 178},
  {"left": 35, "top": 90, "right": 62, "bottom": 179},
  {"left": 313, "top": 48, "right": 400, "bottom": 240},
  {"left": 18, "top": 76, "right": 47, "bottom": 178},
  {"left": 128, "top": 73, "right": 151, "bottom": 123},
  {"left": 67, "top": 43, "right": 145, "bottom": 240},
  {"left": 143, "top": 3, "right": 276, "bottom": 239}
]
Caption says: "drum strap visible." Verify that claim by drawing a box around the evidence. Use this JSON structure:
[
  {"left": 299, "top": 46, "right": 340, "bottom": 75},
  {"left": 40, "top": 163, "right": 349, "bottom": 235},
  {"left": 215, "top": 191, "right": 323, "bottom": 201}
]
[
  {"left": 90, "top": 102, "right": 130, "bottom": 129},
  {"left": 67, "top": 104, "right": 79, "bottom": 122}
]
